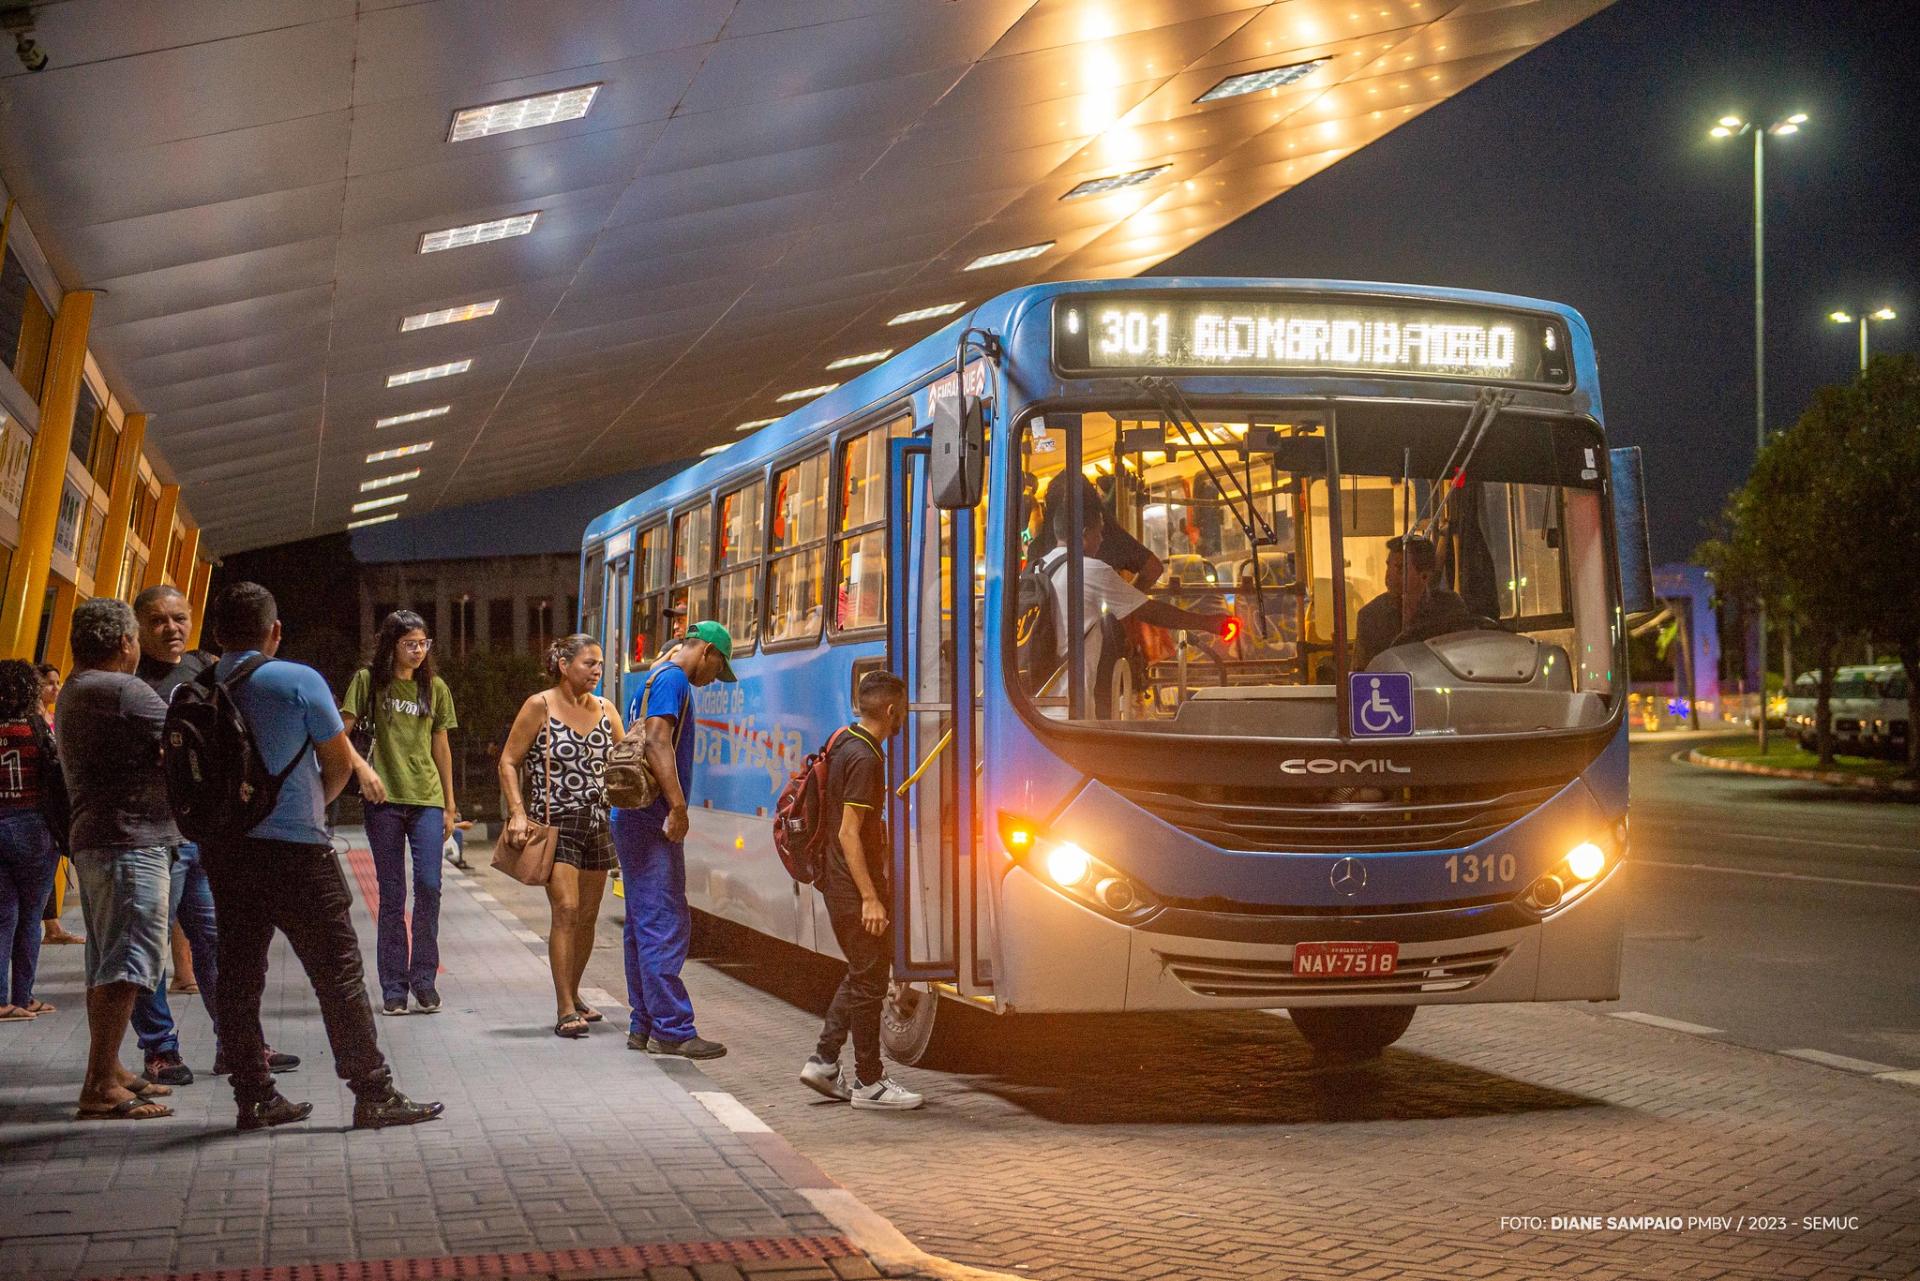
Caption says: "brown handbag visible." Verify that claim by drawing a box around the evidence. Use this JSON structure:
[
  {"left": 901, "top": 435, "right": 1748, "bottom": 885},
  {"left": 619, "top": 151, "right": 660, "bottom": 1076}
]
[{"left": 491, "top": 694, "right": 560, "bottom": 886}]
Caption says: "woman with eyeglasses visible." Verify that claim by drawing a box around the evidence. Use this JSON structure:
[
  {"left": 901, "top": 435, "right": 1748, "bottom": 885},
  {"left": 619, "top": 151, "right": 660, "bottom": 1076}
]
[{"left": 342, "top": 611, "right": 458, "bottom": 1017}]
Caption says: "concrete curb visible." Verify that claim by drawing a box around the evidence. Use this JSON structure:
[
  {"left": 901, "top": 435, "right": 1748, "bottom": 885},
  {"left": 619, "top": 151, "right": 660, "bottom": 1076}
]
[{"left": 1683, "top": 747, "right": 1918, "bottom": 795}]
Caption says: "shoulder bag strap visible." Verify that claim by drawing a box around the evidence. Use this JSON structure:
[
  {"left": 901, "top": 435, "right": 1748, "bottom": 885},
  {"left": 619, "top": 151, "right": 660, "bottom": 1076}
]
[
  {"left": 223, "top": 656, "right": 313, "bottom": 782},
  {"left": 535, "top": 692, "right": 555, "bottom": 821}
]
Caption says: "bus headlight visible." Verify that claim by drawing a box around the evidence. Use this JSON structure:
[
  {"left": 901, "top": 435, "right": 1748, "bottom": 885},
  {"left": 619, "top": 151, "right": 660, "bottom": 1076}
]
[
  {"left": 1566, "top": 842, "right": 1606, "bottom": 881},
  {"left": 1045, "top": 843, "right": 1093, "bottom": 889},
  {"left": 1000, "top": 814, "right": 1157, "bottom": 922},
  {"left": 1523, "top": 835, "right": 1619, "bottom": 915}
]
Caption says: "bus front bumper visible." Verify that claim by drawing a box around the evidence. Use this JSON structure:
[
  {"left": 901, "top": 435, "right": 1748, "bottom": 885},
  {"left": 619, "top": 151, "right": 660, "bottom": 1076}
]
[{"left": 994, "top": 861, "right": 1625, "bottom": 1013}]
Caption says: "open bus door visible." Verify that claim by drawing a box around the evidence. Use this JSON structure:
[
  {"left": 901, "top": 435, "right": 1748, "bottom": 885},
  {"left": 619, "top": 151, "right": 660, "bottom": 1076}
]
[
  {"left": 886, "top": 436, "right": 966, "bottom": 989},
  {"left": 601, "top": 527, "right": 633, "bottom": 710}
]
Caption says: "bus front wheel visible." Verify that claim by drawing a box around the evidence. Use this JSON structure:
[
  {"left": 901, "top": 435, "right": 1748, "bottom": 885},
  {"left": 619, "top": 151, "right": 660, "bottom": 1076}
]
[
  {"left": 881, "top": 982, "right": 970, "bottom": 1068},
  {"left": 1287, "top": 1005, "right": 1417, "bottom": 1060}
]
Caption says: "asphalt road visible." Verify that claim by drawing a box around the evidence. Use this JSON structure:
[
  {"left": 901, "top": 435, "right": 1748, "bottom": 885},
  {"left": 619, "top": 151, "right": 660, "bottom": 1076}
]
[{"left": 1615, "top": 736, "right": 1920, "bottom": 1070}]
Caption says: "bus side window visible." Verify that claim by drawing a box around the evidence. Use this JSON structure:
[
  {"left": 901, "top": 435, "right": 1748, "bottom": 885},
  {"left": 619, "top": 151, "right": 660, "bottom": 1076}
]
[
  {"left": 629, "top": 522, "right": 668, "bottom": 669},
  {"left": 671, "top": 503, "right": 712, "bottom": 624},
  {"left": 833, "top": 416, "right": 910, "bottom": 633},
  {"left": 715, "top": 478, "right": 764, "bottom": 653},
  {"left": 767, "top": 451, "right": 829, "bottom": 645}
]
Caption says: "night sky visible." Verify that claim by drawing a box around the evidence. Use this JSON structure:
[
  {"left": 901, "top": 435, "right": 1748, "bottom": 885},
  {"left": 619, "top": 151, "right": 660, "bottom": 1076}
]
[{"left": 356, "top": 0, "right": 1917, "bottom": 568}]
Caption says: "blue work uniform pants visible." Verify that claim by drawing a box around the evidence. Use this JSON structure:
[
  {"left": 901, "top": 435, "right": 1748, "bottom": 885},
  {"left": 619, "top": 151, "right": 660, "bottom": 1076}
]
[
  {"left": 364, "top": 802, "right": 444, "bottom": 1002},
  {"left": 0, "top": 810, "right": 57, "bottom": 1007},
  {"left": 132, "top": 842, "right": 219, "bottom": 1058},
  {"left": 612, "top": 809, "right": 697, "bottom": 1042}
]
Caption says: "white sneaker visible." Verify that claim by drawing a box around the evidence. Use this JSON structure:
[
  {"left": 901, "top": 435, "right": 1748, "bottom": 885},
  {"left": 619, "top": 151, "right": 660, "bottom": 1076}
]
[
  {"left": 800, "top": 1056, "right": 852, "bottom": 1102},
  {"left": 849, "top": 1075, "right": 923, "bottom": 1111}
]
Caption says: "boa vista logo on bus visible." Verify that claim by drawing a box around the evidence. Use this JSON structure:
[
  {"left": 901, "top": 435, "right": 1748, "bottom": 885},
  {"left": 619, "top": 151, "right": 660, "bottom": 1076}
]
[{"left": 1053, "top": 294, "right": 1572, "bottom": 386}]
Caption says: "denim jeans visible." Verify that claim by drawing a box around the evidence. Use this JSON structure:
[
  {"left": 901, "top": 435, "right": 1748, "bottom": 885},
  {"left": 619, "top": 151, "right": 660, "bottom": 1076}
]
[
  {"left": 132, "top": 843, "right": 219, "bottom": 1057},
  {"left": 0, "top": 809, "right": 57, "bottom": 1006},
  {"left": 201, "top": 836, "right": 390, "bottom": 1106},
  {"left": 364, "top": 802, "right": 444, "bottom": 1002},
  {"left": 818, "top": 895, "right": 894, "bottom": 1086},
  {"left": 74, "top": 844, "right": 171, "bottom": 991},
  {"left": 612, "top": 809, "right": 696, "bottom": 1042}
]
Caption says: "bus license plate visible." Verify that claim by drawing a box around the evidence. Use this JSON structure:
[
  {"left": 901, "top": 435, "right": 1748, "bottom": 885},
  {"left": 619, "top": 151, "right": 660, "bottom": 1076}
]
[{"left": 1293, "top": 941, "right": 1398, "bottom": 977}]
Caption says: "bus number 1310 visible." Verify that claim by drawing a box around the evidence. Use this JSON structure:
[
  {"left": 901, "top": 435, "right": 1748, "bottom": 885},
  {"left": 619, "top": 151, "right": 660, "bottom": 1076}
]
[{"left": 1446, "top": 852, "right": 1517, "bottom": 886}]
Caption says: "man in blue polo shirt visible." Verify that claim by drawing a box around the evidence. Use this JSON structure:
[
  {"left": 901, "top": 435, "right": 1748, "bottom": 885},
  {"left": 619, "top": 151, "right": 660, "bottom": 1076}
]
[
  {"left": 198, "top": 582, "right": 442, "bottom": 1133},
  {"left": 613, "top": 620, "right": 735, "bottom": 1059}
]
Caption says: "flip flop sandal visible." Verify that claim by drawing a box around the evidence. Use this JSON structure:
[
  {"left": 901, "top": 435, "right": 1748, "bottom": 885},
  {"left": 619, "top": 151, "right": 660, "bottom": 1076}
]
[
  {"left": 554, "top": 1013, "right": 589, "bottom": 1039},
  {"left": 77, "top": 1097, "right": 173, "bottom": 1121},
  {"left": 0, "top": 1006, "right": 34, "bottom": 1021},
  {"left": 574, "top": 1002, "right": 604, "bottom": 1023},
  {"left": 23, "top": 1000, "right": 55, "bottom": 1015},
  {"left": 131, "top": 1080, "right": 173, "bottom": 1098}
]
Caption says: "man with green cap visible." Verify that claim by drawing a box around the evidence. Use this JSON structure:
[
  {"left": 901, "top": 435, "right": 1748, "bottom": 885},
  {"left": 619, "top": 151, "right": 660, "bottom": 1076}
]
[{"left": 613, "top": 620, "right": 736, "bottom": 1058}]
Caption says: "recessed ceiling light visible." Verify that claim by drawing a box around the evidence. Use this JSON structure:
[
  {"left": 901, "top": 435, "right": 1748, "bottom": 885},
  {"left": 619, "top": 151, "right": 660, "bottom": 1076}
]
[
  {"left": 352, "top": 493, "right": 409, "bottom": 513},
  {"left": 418, "top": 212, "right": 539, "bottom": 254},
  {"left": 826, "top": 349, "right": 893, "bottom": 369},
  {"left": 375, "top": 406, "right": 449, "bottom": 429},
  {"left": 400, "top": 300, "right": 499, "bottom": 332},
  {"left": 735, "top": 418, "right": 779, "bottom": 432},
  {"left": 386, "top": 360, "right": 471, "bottom": 388},
  {"left": 886, "top": 302, "right": 966, "bottom": 326},
  {"left": 347, "top": 512, "right": 400, "bottom": 530},
  {"left": 1061, "top": 165, "right": 1171, "bottom": 200},
  {"left": 700, "top": 445, "right": 729, "bottom": 457},
  {"left": 367, "top": 442, "right": 433, "bottom": 463},
  {"left": 360, "top": 469, "right": 420, "bottom": 492},
  {"left": 776, "top": 383, "right": 839, "bottom": 403},
  {"left": 1196, "top": 58, "right": 1331, "bottom": 103},
  {"left": 965, "top": 242, "right": 1055, "bottom": 271},
  {"left": 449, "top": 84, "right": 601, "bottom": 142}
]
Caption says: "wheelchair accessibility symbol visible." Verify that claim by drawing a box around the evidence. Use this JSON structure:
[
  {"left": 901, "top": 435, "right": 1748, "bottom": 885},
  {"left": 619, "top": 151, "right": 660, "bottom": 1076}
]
[{"left": 1350, "top": 672, "right": 1414, "bottom": 737}]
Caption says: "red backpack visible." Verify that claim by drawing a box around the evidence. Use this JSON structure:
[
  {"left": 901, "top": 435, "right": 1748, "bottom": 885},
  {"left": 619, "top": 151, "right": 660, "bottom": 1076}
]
[{"left": 773, "top": 727, "right": 856, "bottom": 886}]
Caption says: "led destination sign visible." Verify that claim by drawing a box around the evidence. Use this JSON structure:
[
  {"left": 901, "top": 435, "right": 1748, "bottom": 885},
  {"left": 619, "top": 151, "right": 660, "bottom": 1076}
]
[{"left": 1053, "top": 295, "right": 1571, "bottom": 387}]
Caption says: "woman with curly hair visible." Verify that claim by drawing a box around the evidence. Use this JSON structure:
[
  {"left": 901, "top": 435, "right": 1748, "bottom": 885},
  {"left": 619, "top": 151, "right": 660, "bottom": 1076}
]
[
  {"left": 342, "top": 611, "right": 458, "bottom": 1017},
  {"left": 0, "top": 659, "right": 63, "bottom": 1020},
  {"left": 497, "top": 634, "right": 625, "bottom": 1038}
]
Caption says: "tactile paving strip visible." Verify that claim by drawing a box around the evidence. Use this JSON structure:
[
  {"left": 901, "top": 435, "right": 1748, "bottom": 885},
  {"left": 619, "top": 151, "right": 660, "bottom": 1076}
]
[{"left": 82, "top": 1234, "right": 860, "bottom": 1281}]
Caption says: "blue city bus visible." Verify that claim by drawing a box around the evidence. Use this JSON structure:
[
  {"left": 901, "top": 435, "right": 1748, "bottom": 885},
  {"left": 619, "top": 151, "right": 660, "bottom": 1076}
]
[{"left": 580, "top": 278, "right": 1653, "bottom": 1063}]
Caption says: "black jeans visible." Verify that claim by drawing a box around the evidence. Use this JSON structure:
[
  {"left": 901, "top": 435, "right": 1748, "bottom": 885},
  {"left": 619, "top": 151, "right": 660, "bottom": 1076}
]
[
  {"left": 817, "top": 894, "right": 893, "bottom": 1086},
  {"left": 201, "top": 836, "right": 389, "bottom": 1105}
]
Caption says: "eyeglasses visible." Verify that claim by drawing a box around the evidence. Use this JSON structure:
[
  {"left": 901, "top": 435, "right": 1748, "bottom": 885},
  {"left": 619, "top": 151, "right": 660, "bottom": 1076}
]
[{"left": 400, "top": 638, "right": 434, "bottom": 652}]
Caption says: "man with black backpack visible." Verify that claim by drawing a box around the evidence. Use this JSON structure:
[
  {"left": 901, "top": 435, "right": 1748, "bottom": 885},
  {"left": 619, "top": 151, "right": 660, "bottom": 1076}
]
[
  {"left": 184, "top": 583, "right": 440, "bottom": 1132},
  {"left": 798, "top": 669, "right": 921, "bottom": 1110}
]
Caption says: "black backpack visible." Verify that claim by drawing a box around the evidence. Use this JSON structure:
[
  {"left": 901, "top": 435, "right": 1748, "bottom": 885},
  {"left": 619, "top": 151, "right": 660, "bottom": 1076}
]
[
  {"left": 1014, "top": 551, "right": 1067, "bottom": 693},
  {"left": 163, "top": 656, "right": 311, "bottom": 842}
]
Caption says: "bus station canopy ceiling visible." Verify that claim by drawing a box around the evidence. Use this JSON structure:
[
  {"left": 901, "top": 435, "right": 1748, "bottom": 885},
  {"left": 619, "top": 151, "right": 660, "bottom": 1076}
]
[{"left": 0, "top": 0, "right": 1606, "bottom": 553}]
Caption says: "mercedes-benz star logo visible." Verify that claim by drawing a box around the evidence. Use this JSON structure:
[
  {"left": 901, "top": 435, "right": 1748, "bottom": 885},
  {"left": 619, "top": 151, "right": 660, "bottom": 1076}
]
[{"left": 1329, "top": 857, "right": 1366, "bottom": 896}]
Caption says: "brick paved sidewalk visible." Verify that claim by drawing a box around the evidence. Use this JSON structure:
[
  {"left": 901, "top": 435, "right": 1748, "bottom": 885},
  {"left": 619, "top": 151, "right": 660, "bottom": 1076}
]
[{"left": 0, "top": 836, "right": 911, "bottom": 1281}]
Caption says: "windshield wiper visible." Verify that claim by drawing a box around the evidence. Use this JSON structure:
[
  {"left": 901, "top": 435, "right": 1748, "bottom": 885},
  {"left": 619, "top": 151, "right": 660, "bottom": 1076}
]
[{"left": 1418, "top": 387, "right": 1513, "bottom": 540}]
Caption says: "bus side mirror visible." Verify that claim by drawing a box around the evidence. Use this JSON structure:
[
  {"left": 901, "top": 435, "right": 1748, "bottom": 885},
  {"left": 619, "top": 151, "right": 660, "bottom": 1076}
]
[
  {"left": 932, "top": 393, "right": 986, "bottom": 509},
  {"left": 1610, "top": 446, "right": 1656, "bottom": 617}
]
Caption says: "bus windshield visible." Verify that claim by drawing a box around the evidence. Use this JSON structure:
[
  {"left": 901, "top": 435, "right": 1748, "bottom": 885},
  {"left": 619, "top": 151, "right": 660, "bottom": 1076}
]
[{"left": 1015, "top": 403, "right": 1620, "bottom": 740}]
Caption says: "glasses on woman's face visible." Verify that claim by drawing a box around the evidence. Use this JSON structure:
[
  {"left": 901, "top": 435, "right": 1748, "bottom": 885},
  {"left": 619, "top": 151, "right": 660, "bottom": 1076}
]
[{"left": 400, "top": 638, "right": 433, "bottom": 652}]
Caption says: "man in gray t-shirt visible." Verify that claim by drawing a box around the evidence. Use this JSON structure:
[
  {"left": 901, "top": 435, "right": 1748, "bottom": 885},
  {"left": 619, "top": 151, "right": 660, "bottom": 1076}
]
[{"left": 56, "top": 598, "right": 181, "bottom": 1122}]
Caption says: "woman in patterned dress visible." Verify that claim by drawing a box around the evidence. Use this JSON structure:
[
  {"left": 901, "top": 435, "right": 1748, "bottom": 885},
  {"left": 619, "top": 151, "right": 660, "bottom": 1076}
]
[{"left": 498, "top": 634, "right": 627, "bottom": 1038}]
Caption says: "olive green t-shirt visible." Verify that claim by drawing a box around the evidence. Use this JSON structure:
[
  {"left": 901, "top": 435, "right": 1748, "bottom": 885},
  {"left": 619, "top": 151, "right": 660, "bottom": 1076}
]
[{"left": 342, "top": 669, "right": 457, "bottom": 808}]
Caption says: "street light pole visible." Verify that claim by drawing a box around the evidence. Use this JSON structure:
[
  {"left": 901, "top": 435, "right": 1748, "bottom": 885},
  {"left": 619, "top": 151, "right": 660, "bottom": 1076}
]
[
  {"left": 1829, "top": 307, "right": 1899, "bottom": 373},
  {"left": 1710, "top": 110, "right": 1805, "bottom": 752}
]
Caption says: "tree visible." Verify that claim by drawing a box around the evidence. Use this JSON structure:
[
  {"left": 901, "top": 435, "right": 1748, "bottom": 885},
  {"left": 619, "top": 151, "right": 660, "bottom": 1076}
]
[
  {"left": 1839, "top": 354, "right": 1920, "bottom": 776},
  {"left": 1701, "top": 386, "right": 1865, "bottom": 765}
]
